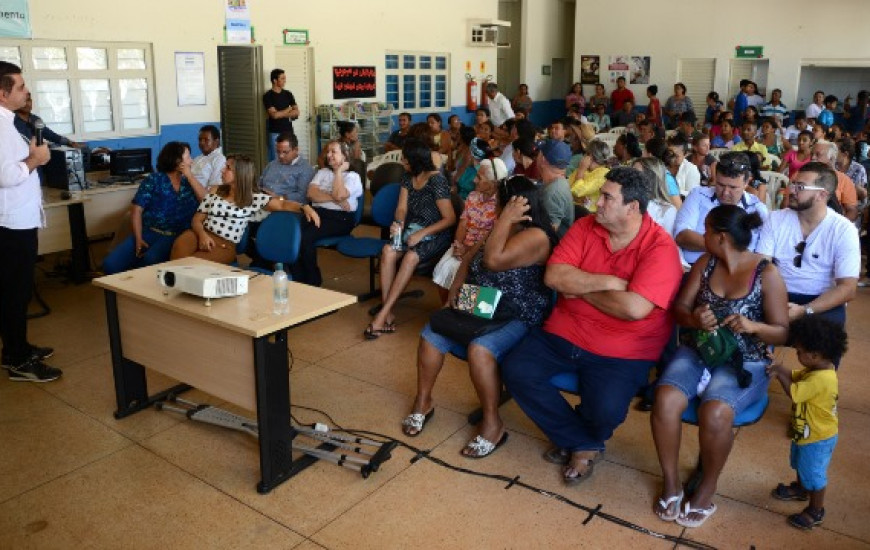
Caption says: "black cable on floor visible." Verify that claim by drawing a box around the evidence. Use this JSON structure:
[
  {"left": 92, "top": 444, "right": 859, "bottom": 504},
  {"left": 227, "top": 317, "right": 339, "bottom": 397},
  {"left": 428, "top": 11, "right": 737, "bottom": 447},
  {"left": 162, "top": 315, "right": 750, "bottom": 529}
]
[{"left": 290, "top": 404, "right": 717, "bottom": 550}]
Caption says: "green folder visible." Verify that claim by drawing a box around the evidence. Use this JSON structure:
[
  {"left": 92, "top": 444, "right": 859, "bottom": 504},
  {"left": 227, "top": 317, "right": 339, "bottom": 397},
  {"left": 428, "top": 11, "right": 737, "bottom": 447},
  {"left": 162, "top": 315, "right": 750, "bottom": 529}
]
[{"left": 456, "top": 284, "right": 503, "bottom": 319}]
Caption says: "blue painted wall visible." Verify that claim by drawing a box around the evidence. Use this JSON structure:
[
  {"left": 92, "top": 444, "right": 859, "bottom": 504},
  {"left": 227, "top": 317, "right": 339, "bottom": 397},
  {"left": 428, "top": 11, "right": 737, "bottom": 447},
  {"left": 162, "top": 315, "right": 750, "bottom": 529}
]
[{"left": 86, "top": 123, "right": 212, "bottom": 165}]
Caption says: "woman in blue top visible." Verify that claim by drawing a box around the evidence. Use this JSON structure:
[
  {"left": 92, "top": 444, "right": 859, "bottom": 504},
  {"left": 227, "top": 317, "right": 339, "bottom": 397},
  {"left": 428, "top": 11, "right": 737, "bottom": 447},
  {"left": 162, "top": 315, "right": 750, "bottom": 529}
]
[{"left": 102, "top": 142, "right": 207, "bottom": 274}]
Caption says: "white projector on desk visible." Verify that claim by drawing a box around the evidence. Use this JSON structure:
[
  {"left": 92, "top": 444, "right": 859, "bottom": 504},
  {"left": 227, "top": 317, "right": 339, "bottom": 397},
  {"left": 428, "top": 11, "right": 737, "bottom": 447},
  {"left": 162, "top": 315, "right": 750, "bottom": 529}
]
[{"left": 157, "top": 265, "right": 249, "bottom": 300}]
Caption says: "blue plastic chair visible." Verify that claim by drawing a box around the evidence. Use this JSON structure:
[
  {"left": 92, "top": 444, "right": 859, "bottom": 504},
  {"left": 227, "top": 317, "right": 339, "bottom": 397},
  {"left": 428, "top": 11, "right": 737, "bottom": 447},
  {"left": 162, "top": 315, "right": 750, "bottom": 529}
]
[
  {"left": 335, "top": 183, "right": 402, "bottom": 301},
  {"left": 247, "top": 212, "right": 301, "bottom": 275},
  {"left": 313, "top": 192, "right": 365, "bottom": 249}
]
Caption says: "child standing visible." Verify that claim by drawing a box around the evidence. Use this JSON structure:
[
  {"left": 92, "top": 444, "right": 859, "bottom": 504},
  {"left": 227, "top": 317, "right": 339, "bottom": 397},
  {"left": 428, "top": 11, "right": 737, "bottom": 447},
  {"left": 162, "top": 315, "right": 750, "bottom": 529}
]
[{"left": 767, "top": 315, "right": 846, "bottom": 531}]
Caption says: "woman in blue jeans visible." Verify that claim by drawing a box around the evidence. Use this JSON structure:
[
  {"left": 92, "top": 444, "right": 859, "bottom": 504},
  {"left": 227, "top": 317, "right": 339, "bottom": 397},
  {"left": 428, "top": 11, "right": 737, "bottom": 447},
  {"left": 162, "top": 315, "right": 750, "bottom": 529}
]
[
  {"left": 102, "top": 142, "right": 207, "bottom": 274},
  {"left": 401, "top": 176, "right": 557, "bottom": 459},
  {"left": 651, "top": 205, "right": 789, "bottom": 528}
]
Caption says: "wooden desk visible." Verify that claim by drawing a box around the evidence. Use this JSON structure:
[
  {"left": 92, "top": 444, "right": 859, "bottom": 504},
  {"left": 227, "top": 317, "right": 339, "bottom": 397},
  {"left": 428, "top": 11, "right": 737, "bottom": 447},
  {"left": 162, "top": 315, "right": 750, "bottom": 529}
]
[
  {"left": 92, "top": 258, "right": 357, "bottom": 493},
  {"left": 41, "top": 189, "right": 90, "bottom": 283},
  {"left": 39, "top": 184, "right": 139, "bottom": 282}
]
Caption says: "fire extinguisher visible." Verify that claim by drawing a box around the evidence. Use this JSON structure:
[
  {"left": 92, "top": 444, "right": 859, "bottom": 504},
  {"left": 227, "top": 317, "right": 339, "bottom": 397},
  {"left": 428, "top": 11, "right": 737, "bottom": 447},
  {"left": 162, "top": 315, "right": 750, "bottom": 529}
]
[
  {"left": 480, "top": 74, "right": 493, "bottom": 108},
  {"left": 466, "top": 74, "right": 478, "bottom": 112}
]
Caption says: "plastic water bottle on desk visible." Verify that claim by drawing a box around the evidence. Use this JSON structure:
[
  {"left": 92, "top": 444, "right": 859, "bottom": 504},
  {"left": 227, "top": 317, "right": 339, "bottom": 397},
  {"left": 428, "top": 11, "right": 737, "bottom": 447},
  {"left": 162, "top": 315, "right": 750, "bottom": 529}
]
[{"left": 273, "top": 263, "right": 289, "bottom": 315}]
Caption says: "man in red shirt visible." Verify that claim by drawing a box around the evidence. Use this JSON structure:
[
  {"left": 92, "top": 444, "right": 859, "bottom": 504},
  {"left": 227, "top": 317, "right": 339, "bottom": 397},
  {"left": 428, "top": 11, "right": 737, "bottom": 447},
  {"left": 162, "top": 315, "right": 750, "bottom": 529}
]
[
  {"left": 610, "top": 76, "right": 635, "bottom": 113},
  {"left": 501, "top": 167, "right": 683, "bottom": 484}
]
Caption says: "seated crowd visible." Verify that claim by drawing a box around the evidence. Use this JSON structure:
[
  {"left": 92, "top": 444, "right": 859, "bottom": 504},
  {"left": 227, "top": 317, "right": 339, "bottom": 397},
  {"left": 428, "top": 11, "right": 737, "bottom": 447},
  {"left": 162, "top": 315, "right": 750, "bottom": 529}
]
[{"left": 99, "top": 79, "right": 866, "bottom": 532}]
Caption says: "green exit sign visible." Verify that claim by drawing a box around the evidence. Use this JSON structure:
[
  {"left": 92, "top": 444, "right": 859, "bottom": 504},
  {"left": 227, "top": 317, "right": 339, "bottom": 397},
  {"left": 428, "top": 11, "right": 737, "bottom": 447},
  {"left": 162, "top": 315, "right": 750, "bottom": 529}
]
[{"left": 735, "top": 46, "right": 764, "bottom": 58}]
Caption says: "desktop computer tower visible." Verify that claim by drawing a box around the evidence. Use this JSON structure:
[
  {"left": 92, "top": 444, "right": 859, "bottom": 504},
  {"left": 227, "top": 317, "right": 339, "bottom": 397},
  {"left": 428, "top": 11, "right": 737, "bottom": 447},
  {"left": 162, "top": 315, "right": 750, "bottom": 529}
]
[{"left": 43, "top": 146, "right": 87, "bottom": 191}]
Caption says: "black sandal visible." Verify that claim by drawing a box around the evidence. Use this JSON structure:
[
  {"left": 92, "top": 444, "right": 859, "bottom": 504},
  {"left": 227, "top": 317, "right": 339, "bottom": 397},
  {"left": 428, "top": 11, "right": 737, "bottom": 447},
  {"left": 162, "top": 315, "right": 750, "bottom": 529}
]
[
  {"left": 771, "top": 481, "right": 809, "bottom": 501},
  {"left": 363, "top": 324, "right": 381, "bottom": 340},
  {"left": 787, "top": 506, "right": 825, "bottom": 530}
]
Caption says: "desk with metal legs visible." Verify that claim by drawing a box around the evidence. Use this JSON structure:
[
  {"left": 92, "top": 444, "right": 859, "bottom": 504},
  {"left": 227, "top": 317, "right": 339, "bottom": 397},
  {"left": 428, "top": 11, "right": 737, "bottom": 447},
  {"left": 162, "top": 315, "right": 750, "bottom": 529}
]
[{"left": 93, "top": 258, "right": 356, "bottom": 493}]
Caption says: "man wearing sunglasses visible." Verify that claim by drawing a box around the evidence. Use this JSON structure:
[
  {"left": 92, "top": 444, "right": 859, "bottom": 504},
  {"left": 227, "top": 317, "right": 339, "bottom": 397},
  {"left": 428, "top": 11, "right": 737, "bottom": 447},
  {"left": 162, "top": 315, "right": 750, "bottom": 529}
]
[
  {"left": 674, "top": 151, "right": 769, "bottom": 265},
  {"left": 756, "top": 163, "right": 858, "bottom": 359}
]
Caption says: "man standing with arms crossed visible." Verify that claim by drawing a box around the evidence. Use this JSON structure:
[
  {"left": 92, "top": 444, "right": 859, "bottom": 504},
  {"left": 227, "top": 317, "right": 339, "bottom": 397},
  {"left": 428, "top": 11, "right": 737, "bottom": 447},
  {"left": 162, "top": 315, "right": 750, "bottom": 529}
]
[
  {"left": 263, "top": 68, "right": 299, "bottom": 161},
  {"left": 0, "top": 61, "right": 60, "bottom": 382}
]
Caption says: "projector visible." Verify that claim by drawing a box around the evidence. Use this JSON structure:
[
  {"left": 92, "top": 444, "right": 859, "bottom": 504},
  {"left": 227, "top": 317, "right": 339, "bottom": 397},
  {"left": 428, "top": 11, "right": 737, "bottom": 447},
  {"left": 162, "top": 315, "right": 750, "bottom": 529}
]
[{"left": 157, "top": 265, "right": 249, "bottom": 300}]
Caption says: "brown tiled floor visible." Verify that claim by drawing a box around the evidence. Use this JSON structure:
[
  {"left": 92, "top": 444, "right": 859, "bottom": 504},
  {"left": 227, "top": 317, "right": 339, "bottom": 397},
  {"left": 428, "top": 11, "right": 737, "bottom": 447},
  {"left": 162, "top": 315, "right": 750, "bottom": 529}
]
[{"left": 1, "top": 246, "right": 869, "bottom": 549}]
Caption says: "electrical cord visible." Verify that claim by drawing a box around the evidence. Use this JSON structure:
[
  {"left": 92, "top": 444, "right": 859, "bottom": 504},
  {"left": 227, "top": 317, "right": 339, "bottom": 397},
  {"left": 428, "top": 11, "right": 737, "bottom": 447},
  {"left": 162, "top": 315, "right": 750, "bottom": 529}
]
[{"left": 290, "top": 403, "right": 718, "bottom": 550}]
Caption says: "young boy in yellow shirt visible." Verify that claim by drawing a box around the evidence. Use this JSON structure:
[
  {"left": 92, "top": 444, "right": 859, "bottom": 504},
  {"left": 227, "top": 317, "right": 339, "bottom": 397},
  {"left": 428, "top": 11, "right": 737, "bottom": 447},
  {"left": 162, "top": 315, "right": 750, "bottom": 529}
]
[{"left": 767, "top": 316, "right": 846, "bottom": 531}]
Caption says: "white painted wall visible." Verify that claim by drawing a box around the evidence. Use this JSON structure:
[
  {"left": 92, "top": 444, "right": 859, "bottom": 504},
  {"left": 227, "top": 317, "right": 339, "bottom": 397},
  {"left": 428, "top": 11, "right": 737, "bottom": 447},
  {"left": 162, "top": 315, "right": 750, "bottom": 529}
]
[
  {"left": 572, "top": 0, "right": 870, "bottom": 110},
  {"left": 27, "top": 0, "right": 500, "bottom": 128},
  {"left": 519, "top": 0, "right": 572, "bottom": 102}
]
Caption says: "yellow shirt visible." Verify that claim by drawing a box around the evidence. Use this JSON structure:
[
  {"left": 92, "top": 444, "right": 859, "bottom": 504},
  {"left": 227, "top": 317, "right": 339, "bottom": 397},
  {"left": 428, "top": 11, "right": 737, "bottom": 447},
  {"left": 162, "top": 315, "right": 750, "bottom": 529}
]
[
  {"left": 569, "top": 165, "right": 609, "bottom": 212},
  {"left": 790, "top": 368, "right": 838, "bottom": 444},
  {"left": 731, "top": 141, "right": 773, "bottom": 168}
]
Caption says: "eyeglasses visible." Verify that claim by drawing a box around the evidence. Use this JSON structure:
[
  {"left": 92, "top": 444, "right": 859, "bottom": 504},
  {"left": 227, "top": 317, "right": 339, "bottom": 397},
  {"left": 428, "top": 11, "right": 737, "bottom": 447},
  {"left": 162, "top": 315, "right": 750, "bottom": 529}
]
[
  {"left": 787, "top": 183, "right": 826, "bottom": 192},
  {"left": 717, "top": 157, "right": 749, "bottom": 172},
  {"left": 793, "top": 241, "right": 806, "bottom": 268}
]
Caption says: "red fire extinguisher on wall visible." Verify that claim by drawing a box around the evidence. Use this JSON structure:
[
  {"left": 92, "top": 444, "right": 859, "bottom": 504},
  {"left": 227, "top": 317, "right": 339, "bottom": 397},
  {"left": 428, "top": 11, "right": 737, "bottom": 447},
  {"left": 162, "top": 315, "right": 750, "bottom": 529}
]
[
  {"left": 480, "top": 74, "right": 492, "bottom": 108},
  {"left": 466, "top": 74, "right": 478, "bottom": 112}
]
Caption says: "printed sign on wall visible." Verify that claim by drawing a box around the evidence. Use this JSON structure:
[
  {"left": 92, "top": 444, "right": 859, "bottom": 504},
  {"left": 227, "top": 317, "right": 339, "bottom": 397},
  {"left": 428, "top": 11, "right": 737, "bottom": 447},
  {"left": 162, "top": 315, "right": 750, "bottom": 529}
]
[{"left": 0, "top": 0, "right": 31, "bottom": 38}]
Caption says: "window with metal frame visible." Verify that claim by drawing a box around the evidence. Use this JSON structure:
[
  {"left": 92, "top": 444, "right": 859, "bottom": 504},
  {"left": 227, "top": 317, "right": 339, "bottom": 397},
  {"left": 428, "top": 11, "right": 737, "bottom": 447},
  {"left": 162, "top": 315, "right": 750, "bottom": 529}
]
[
  {"left": 0, "top": 40, "right": 157, "bottom": 139},
  {"left": 384, "top": 51, "right": 449, "bottom": 112}
]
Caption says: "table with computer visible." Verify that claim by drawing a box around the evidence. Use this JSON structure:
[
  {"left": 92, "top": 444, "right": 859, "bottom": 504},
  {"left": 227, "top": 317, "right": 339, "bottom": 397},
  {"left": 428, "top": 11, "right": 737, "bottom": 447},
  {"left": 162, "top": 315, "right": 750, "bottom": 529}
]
[{"left": 40, "top": 147, "right": 154, "bottom": 281}]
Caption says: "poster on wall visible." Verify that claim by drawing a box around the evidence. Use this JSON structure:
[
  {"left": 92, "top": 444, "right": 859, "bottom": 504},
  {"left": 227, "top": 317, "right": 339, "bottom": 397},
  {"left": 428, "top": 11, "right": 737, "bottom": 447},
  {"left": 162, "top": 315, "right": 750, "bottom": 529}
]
[
  {"left": 607, "top": 56, "right": 630, "bottom": 86},
  {"left": 629, "top": 56, "right": 651, "bottom": 84},
  {"left": 580, "top": 55, "right": 600, "bottom": 84},
  {"left": 0, "top": 0, "right": 31, "bottom": 38},
  {"left": 225, "top": 0, "right": 251, "bottom": 44},
  {"left": 175, "top": 52, "right": 206, "bottom": 106},
  {"left": 332, "top": 66, "right": 376, "bottom": 100}
]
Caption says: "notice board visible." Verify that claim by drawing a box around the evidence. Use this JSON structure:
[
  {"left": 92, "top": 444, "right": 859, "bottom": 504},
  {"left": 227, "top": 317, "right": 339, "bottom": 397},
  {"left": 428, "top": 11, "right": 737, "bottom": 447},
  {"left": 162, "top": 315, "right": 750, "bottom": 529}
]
[{"left": 332, "top": 66, "right": 376, "bottom": 99}]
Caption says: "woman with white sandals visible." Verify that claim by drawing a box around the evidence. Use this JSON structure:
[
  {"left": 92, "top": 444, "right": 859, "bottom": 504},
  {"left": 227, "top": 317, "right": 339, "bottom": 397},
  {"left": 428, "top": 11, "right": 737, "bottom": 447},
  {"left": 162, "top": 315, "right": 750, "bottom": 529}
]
[
  {"left": 401, "top": 176, "right": 557, "bottom": 458},
  {"left": 651, "top": 205, "right": 788, "bottom": 528}
]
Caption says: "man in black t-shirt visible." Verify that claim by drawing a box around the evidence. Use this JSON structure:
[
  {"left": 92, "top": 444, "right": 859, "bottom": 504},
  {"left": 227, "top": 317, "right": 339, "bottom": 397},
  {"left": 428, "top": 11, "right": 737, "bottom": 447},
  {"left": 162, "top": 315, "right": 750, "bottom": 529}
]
[{"left": 263, "top": 68, "right": 299, "bottom": 160}]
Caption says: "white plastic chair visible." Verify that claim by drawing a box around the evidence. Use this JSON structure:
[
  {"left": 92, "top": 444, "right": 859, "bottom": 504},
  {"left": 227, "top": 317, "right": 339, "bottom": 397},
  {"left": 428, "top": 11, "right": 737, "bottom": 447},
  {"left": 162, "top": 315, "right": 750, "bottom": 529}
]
[
  {"left": 594, "top": 133, "right": 619, "bottom": 149},
  {"left": 608, "top": 126, "right": 628, "bottom": 135},
  {"left": 367, "top": 149, "right": 404, "bottom": 173},
  {"left": 708, "top": 148, "right": 729, "bottom": 161},
  {"left": 761, "top": 171, "right": 789, "bottom": 210}
]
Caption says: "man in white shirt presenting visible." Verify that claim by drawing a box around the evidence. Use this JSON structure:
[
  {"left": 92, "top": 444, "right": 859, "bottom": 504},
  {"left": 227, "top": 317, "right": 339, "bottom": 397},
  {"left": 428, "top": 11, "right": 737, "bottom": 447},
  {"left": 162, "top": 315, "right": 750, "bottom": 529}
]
[
  {"left": 484, "top": 82, "right": 515, "bottom": 127},
  {"left": 0, "top": 61, "right": 60, "bottom": 382},
  {"left": 191, "top": 125, "right": 226, "bottom": 189},
  {"left": 756, "top": 162, "right": 858, "bottom": 365}
]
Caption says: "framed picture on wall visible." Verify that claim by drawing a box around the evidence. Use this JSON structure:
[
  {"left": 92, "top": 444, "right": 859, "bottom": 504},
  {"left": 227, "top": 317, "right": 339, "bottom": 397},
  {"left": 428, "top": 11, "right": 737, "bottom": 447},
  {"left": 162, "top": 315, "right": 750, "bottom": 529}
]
[
  {"left": 581, "top": 55, "right": 599, "bottom": 84},
  {"left": 629, "top": 56, "right": 651, "bottom": 84}
]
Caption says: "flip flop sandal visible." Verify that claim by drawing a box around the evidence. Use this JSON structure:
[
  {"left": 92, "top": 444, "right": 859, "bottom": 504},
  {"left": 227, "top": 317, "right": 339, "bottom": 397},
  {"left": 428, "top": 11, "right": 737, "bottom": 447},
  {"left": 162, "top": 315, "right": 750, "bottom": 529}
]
[
  {"left": 675, "top": 501, "right": 717, "bottom": 528},
  {"left": 655, "top": 491, "right": 684, "bottom": 522},
  {"left": 562, "top": 451, "right": 599, "bottom": 485},
  {"left": 461, "top": 432, "right": 509, "bottom": 459},
  {"left": 771, "top": 482, "right": 809, "bottom": 501},
  {"left": 381, "top": 321, "right": 397, "bottom": 333},
  {"left": 787, "top": 507, "right": 825, "bottom": 530},
  {"left": 401, "top": 409, "right": 434, "bottom": 437}
]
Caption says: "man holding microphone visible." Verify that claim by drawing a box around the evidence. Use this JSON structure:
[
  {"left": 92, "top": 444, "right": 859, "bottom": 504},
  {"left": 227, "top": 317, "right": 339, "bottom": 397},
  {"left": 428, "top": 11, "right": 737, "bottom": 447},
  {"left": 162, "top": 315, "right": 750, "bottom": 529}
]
[{"left": 0, "top": 61, "right": 60, "bottom": 382}]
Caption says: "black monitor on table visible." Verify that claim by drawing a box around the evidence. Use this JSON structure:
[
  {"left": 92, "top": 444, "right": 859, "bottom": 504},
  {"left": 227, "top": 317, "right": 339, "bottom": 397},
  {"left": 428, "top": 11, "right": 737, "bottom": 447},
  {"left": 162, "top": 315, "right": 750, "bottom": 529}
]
[{"left": 109, "top": 148, "right": 152, "bottom": 178}]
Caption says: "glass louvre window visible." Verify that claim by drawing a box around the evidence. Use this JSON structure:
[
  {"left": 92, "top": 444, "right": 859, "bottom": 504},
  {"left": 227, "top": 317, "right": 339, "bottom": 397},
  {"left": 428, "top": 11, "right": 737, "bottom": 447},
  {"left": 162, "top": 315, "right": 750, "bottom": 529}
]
[
  {"left": 0, "top": 40, "right": 157, "bottom": 138},
  {"left": 33, "top": 80, "right": 74, "bottom": 135},
  {"left": 77, "top": 48, "right": 107, "bottom": 70},
  {"left": 79, "top": 79, "right": 113, "bottom": 132},
  {"left": 385, "top": 51, "right": 450, "bottom": 113}
]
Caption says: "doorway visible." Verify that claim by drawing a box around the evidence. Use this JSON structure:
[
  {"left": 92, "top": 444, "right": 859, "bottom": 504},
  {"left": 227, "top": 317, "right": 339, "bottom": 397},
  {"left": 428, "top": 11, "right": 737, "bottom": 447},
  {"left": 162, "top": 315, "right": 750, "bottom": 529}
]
[{"left": 274, "top": 47, "right": 314, "bottom": 162}]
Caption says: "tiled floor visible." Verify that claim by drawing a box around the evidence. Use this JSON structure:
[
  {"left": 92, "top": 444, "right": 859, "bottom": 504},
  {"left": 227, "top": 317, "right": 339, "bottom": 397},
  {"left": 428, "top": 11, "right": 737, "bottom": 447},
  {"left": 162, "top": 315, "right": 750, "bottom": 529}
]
[{"left": 2, "top": 243, "right": 869, "bottom": 549}]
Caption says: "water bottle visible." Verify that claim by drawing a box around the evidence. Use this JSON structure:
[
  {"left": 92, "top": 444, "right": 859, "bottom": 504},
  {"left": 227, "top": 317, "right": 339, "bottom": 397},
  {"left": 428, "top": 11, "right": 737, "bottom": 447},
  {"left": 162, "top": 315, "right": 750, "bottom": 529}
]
[
  {"left": 272, "top": 263, "right": 289, "bottom": 315},
  {"left": 391, "top": 222, "right": 404, "bottom": 251}
]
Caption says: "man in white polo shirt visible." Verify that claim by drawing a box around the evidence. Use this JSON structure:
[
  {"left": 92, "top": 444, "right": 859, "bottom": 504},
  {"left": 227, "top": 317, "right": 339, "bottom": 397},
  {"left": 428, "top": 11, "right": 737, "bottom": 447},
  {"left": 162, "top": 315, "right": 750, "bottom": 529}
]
[
  {"left": 190, "top": 124, "right": 226, "bottom": 189},
  {"left": 0, "top": 61, "right": 60, "bottom": 382},
  {"left": 756, "top": 162, "right": 859, "bottom": 365}
]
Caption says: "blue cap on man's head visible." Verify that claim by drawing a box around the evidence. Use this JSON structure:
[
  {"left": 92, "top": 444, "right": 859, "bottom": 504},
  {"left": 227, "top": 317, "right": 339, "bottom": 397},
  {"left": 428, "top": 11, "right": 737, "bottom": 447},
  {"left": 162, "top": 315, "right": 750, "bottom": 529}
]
[{"left": 538, "top": 139, "right": 571, "bottom": 169}]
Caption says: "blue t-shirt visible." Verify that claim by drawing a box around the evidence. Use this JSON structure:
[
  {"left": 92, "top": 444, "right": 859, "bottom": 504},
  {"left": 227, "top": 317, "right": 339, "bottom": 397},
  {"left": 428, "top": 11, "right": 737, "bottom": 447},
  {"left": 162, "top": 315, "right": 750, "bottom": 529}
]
[
  {"left": 132, "top": 172, "right": 200, "bottom": 235},
  {"left": 818, "top": 109, "right": 834, "bottom": 128},
  {"left": 665, "top": 172, "right": 680, "bottom": 196},
  {"left": 734, "top": 93, "right": 748, "bottom": 125}
]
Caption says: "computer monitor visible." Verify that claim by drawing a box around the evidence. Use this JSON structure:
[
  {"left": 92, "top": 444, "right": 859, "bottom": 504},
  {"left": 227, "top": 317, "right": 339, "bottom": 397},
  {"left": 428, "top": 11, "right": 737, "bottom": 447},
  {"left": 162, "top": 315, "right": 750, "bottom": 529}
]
[{"left": 109, "top": 148, "right": 152, "bottom": 178}]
